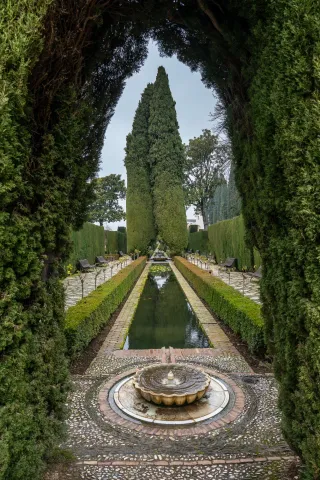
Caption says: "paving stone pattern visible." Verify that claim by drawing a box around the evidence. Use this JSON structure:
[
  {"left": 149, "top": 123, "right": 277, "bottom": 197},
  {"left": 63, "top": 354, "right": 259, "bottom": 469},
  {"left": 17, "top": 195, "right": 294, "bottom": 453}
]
[
  {"left": 51, "top": 354, "right": 299, "bottom": 479},
  {"left": 187, "top": 256, "right": 261, "bottom": 305},
  {"left": 64, "top": 260, "right": 132, "bottom": 310},
  {"left": 46, "top": 260, "right": 300, "bottom": 479}
]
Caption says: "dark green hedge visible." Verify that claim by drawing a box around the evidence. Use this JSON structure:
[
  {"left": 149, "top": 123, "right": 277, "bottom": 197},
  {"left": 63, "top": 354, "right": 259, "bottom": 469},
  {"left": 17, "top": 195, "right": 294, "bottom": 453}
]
[
  {"left": 174, "top": 257, "right": 265, "bottom": 355},
  {"left": 69, "top": 222, "right": 105, "bottom": 268},
  {"left": 188, "top": 231, "right": 208, "bottom": 254},
  {"left": 105, "top": 230, "right": 127, "bottom": 254},
  {"left": 118, "top": 231, "right": 127, "bottom": 254},
  {"left": 105, "top": 231, "right": 118, "bottom": 254},
  {"left": 65, "top": 257, "right": 146, "bottom": 358},
  {"left": 189, "top": 224, "right": 199, "bottom": 233},
  {"left": 208, "top": 215, "right": 261, "bottom": 270}
]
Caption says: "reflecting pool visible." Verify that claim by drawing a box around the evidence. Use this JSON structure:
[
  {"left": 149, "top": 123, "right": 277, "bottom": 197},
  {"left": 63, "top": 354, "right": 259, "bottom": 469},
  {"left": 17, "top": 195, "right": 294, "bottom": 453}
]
[{"left": 124, "top": 266, "right": 209, "bottom": 349}]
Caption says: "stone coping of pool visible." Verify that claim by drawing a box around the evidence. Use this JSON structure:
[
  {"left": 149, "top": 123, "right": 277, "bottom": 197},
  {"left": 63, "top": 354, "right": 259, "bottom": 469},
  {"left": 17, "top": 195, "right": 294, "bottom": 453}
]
[
  {"left": 92, "top": 261, "right": 252, "bottom": 370},
  {"left": 98, "top": 367, "right": 245, "bottom": 436}
]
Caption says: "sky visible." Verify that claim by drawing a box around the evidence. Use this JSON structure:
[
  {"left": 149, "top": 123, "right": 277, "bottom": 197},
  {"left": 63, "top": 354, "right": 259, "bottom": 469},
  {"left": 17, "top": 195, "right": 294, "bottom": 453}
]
[{"left": 100, "top": 40, "right": 217, "bottom": 229}]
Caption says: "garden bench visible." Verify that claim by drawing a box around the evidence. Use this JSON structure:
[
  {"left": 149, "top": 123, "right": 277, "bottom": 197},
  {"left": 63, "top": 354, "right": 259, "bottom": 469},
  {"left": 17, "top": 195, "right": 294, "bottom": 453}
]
[
  {"left": 119, "top": 251, "right": 125, "bottom": 257},
  {"left": 96, "top": 256, "right": 108, "bottom": 266},
  {"left": 219, "top": 257, "right": 237, "bottom": 270},
  {"left": 78, "top": 259, "right": 95, "bottom": 271},
  {"left": 245, "top": 266, "right": 262, "bottom": 281}
]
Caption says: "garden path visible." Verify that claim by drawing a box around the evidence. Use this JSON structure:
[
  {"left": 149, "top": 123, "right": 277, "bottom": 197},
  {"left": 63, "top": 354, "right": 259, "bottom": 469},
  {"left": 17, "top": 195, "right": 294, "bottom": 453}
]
[
  {"left": 46, "top": 261, "right": 299, "bottom": 480},
  {"left": 187, "top": 256, "right": 261, "bottom": 305},
  {"left": 64, "top": 259, "right": 132, "bottom": 310}
]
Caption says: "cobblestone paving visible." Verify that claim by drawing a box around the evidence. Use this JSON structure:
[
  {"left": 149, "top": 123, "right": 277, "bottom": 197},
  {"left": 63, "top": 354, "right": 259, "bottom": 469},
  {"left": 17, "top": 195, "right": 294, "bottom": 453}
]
[
  {"left": 187, "top": 256, "right": 261, "bottom": 305},
  {"left": 52, "top": 352, "right": 300, "bottom": 479},
  {"left": 64, "top": 260, "right": 132, "bottom": 310},
  {"left": 62, "top": 459, "right": 298, "bottom": 480},
  {"left": 47, "top": 260, "right": 300, "bottom": 479}
]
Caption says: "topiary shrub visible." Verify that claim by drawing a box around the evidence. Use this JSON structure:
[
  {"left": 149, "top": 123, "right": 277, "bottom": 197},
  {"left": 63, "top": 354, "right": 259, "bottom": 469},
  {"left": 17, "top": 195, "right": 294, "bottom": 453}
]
[
  {"left": 65, "top": 257, "right": 146, "bottom": 358},
  {"left": 174, "top": 257, "right": 265, "bottom": 355},
  {"left": 125, "top": 84, "right": 156, "bottom": 254},
  {"left": 105, "top": 231, "right": 119, "bottom": 254},
  {"left": 148, "top": 67, "right": 188, "bottom": 254},
  {"left": 188, "top": 231, "right": 209, "bottom": 254}
]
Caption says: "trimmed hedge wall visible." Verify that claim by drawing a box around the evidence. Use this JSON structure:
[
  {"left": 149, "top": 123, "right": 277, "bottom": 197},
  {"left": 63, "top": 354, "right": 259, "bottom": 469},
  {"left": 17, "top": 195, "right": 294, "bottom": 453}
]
[
  {"left": 65, "top": 257, "right": 146, "bottom": 358},
  {"left": 208, "top": 215, "right": 261, "bottom": 270},
  {"left": 118, "top": 231, "right": 127, "bottom": 254},
  {"left": 188, "top": 231, "right": 208, "bottom": 254},
  {"left": 105, "top": 230, "right": 127, "bottom": 254},
  {"left": 174, "top": 257, "right": 265, "bottom": 354},
  {"left": 69, "top": 222, "right": 105, "bottom": 268}
]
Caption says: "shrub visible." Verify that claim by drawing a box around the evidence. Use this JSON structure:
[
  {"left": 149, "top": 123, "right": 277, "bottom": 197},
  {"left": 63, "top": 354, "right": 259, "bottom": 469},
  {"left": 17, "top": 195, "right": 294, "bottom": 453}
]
[
  {"left": 117, "top": 231, "right": 127, "bottom": 254},
  {"left": 188, "top": 231, "right": 208, "bottom": 254},
  {"left": 117, "top": 226, "right": 126, "bottom": 233},
  {"left": 208, "top": 215, "right": 261, "bottom": 270},
  {"left": 65, "top": 257, "right": 146, "bottom": 358},
  {"left": 174, "top": 257, "right": 265, "bottom": 354},
  {"left": 69, "top": 222, "right": 105, "bottom": 268},
  {"left": 105, "top": 231, "right": 118, "bottom": 254}
]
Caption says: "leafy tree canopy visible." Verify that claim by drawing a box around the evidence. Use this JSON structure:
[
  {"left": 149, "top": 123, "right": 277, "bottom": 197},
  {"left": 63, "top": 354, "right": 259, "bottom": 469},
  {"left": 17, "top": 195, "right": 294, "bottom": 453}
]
[
  {"left": 88, "top": 174, "right": 126, "bottom": 226},
  {"left": 184, "top": 129, "right": 230, "bottom": 229}
]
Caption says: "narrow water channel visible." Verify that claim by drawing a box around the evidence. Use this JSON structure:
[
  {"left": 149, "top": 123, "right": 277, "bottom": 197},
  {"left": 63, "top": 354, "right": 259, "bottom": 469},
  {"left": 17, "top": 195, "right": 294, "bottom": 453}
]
[{"left": 124, "top": 265, "right": 209, "bottom": 349}]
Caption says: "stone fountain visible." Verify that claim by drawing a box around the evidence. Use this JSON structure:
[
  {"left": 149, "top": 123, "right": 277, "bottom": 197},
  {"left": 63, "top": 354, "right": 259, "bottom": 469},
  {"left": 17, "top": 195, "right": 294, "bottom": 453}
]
[{"left": 133, "top": 363, "right": 211, "bottom": 406}]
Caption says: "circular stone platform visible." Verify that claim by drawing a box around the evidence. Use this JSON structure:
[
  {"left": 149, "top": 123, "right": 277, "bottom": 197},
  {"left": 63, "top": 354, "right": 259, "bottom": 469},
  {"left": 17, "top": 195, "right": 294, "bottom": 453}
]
[
  {"left": 98, "top": 367, "right": 245, "bottom": 436},
  {"left": 113, "top": 374, "right": 229, "bottom": 425}
]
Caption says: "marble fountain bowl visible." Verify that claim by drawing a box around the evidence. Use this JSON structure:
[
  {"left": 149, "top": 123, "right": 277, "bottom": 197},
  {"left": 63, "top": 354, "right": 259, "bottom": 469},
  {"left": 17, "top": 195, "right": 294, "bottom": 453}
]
[{"left": 132, "top": 363, "right": 211, "bottom": 406}]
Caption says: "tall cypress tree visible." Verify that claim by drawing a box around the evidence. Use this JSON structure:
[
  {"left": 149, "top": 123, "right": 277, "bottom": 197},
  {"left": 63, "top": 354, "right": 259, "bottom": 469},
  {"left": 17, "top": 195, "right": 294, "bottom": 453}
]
[
  {"left": 148, "top": 66, "right": 188, "bottom": 253},
  {"left": 125, "top": 84, "right": 156, "bottom": 253}
]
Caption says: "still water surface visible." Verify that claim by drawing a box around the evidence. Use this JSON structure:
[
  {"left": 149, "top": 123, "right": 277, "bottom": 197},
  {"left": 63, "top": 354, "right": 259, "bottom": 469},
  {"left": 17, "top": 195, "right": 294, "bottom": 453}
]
[{"left": 124, "top": 268, "right": 209, "bottom": 349}]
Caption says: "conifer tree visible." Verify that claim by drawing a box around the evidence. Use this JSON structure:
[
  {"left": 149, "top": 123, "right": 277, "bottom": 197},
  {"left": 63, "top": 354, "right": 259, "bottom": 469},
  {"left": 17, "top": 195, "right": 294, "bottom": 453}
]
[
  {"left": 125, "top": 84, "right": 155, "bottom": 253},
  {"left": 148, "top": 66, "right": 188, "bottom": 253}
]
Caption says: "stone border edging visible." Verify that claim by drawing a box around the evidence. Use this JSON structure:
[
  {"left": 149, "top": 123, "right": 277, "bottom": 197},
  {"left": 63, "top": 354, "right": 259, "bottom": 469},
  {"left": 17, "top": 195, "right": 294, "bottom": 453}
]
[
  {"left": 98, "top": 366, "right": 245, "bottom": 436},
  {"left": 92, "top": 263, "right": 151, "bottom": 355},
  {"left": 170, "top": 263, "right": 251, "bottom": 367},
  {"left": 75, "top": 455, "right": 297, "bottom": 466}
]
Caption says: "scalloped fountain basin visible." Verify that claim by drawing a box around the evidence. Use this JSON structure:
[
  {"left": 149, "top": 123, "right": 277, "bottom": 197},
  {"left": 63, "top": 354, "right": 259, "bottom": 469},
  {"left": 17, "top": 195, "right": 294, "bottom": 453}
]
[{"left": 133, "top": 363, "right": 211, "bottom": 406}]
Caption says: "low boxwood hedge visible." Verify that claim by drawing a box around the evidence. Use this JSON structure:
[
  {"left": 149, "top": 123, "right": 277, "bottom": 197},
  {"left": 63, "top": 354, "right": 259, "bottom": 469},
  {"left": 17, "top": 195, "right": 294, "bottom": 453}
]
[
  {"left": 174, "top": 257, "right": 265, "bottom": 354},
  {"left": 65, "top": 257, "right": 146, "bottom": 358}
]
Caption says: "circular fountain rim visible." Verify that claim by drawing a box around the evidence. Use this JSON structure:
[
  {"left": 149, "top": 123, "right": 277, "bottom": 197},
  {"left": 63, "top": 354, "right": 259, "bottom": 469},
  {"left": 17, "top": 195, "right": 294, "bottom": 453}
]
[
  {"left": 132, "top": 363, "right": 211, "bottom": 399},
  {"left": 113, "top": 373, "right": 230, "bottom": 425},
  {"left": 98, "top": 366, "right": 245, "bottom": 435}
]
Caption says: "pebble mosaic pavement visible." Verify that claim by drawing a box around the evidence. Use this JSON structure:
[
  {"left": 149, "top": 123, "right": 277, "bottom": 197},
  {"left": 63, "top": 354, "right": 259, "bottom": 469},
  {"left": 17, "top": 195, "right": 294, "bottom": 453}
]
[
  {"left": 186, "top": 256, "right": 261, "bottom": 305},
  {"left": 64, "top": 259, "right": 132, "bottom": 310},
  {"left": 47, "top": 260, "right": 300, "bottom": 479}
]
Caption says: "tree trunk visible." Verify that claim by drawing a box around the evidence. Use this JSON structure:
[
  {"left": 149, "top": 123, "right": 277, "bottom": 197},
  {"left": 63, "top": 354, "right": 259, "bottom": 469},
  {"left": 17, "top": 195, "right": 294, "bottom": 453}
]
[{"left": 202, "top": 206, "right": 209, "bottom": 230}]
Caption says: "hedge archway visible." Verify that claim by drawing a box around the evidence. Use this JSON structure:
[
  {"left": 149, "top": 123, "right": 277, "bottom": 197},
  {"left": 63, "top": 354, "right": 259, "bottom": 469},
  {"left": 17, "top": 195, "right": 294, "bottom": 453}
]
[{"left": 1, "top": 1, "right": 320, "bottom": 478}]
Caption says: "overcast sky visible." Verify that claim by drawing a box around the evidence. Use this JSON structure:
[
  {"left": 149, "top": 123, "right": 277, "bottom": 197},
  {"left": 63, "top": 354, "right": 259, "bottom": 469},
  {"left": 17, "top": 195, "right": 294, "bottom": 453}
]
[{"left": 100, "top": 40, "right": 216, "bottom": 229}]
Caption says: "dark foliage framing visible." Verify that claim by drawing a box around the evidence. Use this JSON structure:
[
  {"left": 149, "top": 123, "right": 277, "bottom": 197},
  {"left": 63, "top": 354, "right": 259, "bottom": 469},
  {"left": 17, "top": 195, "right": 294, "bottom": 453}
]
[{"left": 1, "top": 0, "right": 319, "bottom": 478}]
